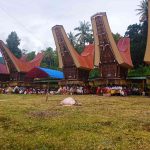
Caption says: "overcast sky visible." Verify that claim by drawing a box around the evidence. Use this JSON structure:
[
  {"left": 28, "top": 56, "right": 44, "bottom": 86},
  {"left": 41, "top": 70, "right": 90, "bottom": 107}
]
[{"left": 0, "top": 0, "right": 141, "bottom": 53}]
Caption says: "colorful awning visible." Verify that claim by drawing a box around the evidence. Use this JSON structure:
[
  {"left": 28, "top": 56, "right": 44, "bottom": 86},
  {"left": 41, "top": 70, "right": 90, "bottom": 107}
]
[{"left": 25, "top": 67, "right": 64, "bottom": 79}]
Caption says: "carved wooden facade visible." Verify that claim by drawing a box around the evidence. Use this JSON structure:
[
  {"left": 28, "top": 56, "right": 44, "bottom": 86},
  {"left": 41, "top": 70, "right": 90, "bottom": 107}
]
[
  {"left": 0, "top": 45, "right": 26, "bottom": 81},
  {"left": 52, "top": 25, "right": 92, "bottom": 82},
  {"left": 0, "top": 44, "right": 16, "bottom": 81},
  {"left": 0, "top": 40, "right": 44, "bottom": 81},
  {"left": 92, "top": 13, "right": 129, "bottom": 79},
  {"left": 144, "top": 0, "right": 150, "bottom": 64}
]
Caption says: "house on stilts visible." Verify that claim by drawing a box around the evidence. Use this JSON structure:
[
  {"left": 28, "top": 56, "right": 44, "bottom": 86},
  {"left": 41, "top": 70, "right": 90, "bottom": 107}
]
[
  {"left": 52, "top": 25, "right": 94, "bottom": 85},
  {"left": 91, "top": 12, "right": 133, "bottom": 85}
]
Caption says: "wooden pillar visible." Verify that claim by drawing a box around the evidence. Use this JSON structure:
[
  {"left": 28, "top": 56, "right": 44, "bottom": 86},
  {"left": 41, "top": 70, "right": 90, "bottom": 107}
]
[{"left": 142, "top": 79, "right": 145, "bottom": 90}]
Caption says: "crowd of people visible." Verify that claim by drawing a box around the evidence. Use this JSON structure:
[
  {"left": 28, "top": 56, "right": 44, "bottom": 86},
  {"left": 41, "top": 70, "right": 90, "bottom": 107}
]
[
  {"left": 96, "top": 86, "right": 145, "bottom": 96},
  {"left": 0, "top": 85, "right": 93, "bottom": 95},
  {"left": 0, "top": 86, "right": 50, "bottom": 95},
  {"left": 0, "top": 85, "right": 146, "bottom": 96}
]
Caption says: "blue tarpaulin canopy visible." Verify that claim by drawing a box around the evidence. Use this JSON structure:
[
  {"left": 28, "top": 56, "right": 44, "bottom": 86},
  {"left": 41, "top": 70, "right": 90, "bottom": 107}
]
[{"left": 25, "top": 67, "right": 64, "bottom": 79}]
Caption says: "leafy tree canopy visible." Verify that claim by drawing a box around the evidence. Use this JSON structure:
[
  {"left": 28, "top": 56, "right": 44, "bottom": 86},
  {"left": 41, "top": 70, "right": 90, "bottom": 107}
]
[
  {"left": 128, "top": 65, "right": 150, "bottom": 77},
  {"left": 68, "top": 32, "right": 77, "bottom": 47},
  {"left": 22, "top": 49, "right": 28, "bottom": 55},
  {"left": 136, "top": 0, "right": 148, "bottom": 22},
  {"left": 125, "top": 0, "right": 150, "bottom": 76},
  {"left": 41, "top": 47, "right": 58, "bottom": 70},
  {"left": 74, "top": 21, "right": 92, "bottom": 45},
  {"left": 6, "top": 31, "right": 22, "bottom": 58},
  {"left": 68, "top": 21, "right": 94, "bottom": 53},
  {"left": 27, "top": 51, "right": 36, "bottom": 61},
  {"left": 125, "top": 23, "right": 146, "bottom": 68},
  {"left": 89, "top": 68, "right": 100, "bottom": 79},
  {"left": 112, "top": 33, "right": 122, "bottom": 43}
]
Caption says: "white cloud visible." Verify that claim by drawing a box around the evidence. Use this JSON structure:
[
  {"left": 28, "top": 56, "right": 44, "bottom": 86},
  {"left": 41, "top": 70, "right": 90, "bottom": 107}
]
[{"left": 0, "top": 0, "right": 140, "bottom": 53}]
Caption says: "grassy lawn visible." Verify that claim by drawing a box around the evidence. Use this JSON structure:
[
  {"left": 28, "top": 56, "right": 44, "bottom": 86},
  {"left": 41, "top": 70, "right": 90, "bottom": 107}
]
[{"left": 0, "top": 94, "right": 150, "bottom": 150}]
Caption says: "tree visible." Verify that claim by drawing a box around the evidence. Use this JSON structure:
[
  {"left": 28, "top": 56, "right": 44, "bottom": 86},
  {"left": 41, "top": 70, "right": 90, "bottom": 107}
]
[
  {"left": 6, "top": 31, "right": 22, "bottom": 58},
  {"left": 86, "top": 33, "right": 94, "bottom": 44},
  {"left": 137, "top": 0, "right": 148, "bottom": 55},
  {"left": 68, "top": 32, "right": 77, "bottom": 47},
  {"left": 137, "top": 0, "right": 148, "bottom": 61},
  {"left": 112, "top": 33, "right": 122, "bottom": 43},
  {"left": 89, "top": 68, "right": 100, "bottom": 79},
  {"left": 125, "top": 0, "right": 148, "bottom": 68},
  {"left": 22, "top": 49, "right": 28, "bottom": 55},
  {"left": 27, "top": 51, "right": 36, "bottom": 61},
  {"left": 74, "top": 21, "right": 93, "bottom": 51},
  {"left": 136, "top": 0, "right": 148, "bottom": 22},
  {"left": 125, "top": 24, "right": 146, "bottom": 68},
  {"left": 41, "top": 47, "right": 58, "bottom": 69}
]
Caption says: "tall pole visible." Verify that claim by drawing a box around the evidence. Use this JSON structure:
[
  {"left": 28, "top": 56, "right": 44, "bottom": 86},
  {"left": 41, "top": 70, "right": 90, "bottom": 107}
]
[{"left": 46, "top": 80, "right": 49, "bottom": 102}]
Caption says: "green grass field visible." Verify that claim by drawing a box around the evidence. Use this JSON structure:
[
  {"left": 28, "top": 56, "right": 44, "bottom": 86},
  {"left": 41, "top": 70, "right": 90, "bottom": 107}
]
[{"left": 0, "top": 94, "right": 150, "bottom": 150}]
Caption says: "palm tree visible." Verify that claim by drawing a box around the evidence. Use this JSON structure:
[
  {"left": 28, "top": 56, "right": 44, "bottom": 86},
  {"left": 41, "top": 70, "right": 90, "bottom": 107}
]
[
  {"left": 136, "top": 0, "right": 148, "bottom": 57},
  {"left": 74, "top": 21, "right": 92, "bottom": 47},
  {"left": 136, "top": 0, "right": 148, "bottom": 22},
  {"left": 68, "top": 32, "right": 77, "bottom": 47}
]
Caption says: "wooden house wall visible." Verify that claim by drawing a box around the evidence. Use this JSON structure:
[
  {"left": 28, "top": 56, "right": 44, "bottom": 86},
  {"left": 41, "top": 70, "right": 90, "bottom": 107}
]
[
  {"left": 0, "top": 74, "right": 9, "bottom": 81},
  {"left": 54, "top": 27, "right": 90, "bottom": 81},
  {"left": 95, "top": 15, "right": 128, "bottom": 79},
  {"left": 0, "top": 45, "right": 17, "bottom": 74}
]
